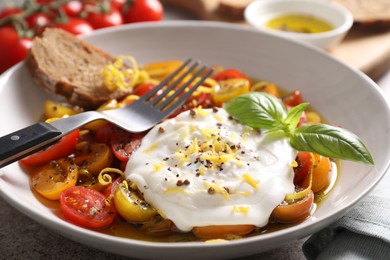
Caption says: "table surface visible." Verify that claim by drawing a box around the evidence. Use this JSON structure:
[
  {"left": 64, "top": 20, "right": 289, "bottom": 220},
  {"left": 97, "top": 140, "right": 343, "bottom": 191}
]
[{"left": 1, "top": 4, "right": 390, "bottom": 260}]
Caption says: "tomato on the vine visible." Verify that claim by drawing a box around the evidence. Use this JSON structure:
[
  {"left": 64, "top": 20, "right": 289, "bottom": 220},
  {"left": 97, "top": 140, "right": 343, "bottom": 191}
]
[
  {"left": 86, "top": 6, "right": 123, "bottom": 29},
  {"left": 111, "top": 0, "right": 126, "bottom": 10},
  {"left": 0, "top": 27, "right": 32, "bottom": 73},
  {"left": 26, "top": 12, "right": 52, "bottom": 35},
  {"left": 61, "top": 0, "right": 84, "bottom": 17},
  {"left": 123, "top": 0, "right": 163, "bottom": 23},
  {"left": 52, "top": 17, "right": 94, "bottom": 35},
  {"left": 0, "top": 7, "right": 23, "bottom": 20}
]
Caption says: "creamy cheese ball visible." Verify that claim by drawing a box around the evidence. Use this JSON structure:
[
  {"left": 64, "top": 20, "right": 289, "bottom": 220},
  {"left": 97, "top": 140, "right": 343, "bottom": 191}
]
[{"left": 125, "top": 107, "right": 296, "bottom": 232}]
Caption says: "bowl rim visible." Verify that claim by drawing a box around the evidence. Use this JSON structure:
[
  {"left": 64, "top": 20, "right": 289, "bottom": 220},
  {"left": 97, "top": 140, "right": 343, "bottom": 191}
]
[{"left": 0, "top": 21, "right": 389, "bottom": 257}]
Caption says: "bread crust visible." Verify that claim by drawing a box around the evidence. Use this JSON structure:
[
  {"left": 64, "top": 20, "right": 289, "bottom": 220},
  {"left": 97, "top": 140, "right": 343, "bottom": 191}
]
[{"left": 26, "top": 28, "right": 132, "bottom": 110}]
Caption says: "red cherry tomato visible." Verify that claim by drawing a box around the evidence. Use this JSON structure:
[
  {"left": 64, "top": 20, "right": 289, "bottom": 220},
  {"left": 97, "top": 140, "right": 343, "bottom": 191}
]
[
  {"left": 20, "top": 130, "right": 80, "bottom": 166},
  {"left": 86, "top": 6, "right": 123, "bottom": 29},
  {"left": 0, "top": 27, "right": 33, "bottom": 73},
  {"left": 103, "top": 176, "right": 124, "bottom": 198},
  {"left": 133, "top": 83, "right": 157, "bottom": 96},
  {"left": 62, "top": 0, "right": 84, "bottom": 17},
  {"left": 293, "top": 151, "right": 313, "bottom": 185},
  {"left": 123, "top": 0, "right": 163, "bottom": 23},
  {"left": 283, "top": 90, "right": 303, "bottom": 107},
  {"left": 36, "top": 0, "right": 82, "bottom": 17},
  {"left": 94, "top": 123, "right": 114, "bottom": 144},
  {"left": 26, "top": 12, "right": 52, "bottom": 35},
  {"left": 213, "top": 69, "right": 251, "bottom": 82},
  {"left": 0, "top": 7, "right": 23, "bottom": 20},
  {"left": 110, "top": 128, "right": 143, "bottom": 162},
  {"left": 52, "top": 18, "right": 94, "bottom": 35},
  {"left": 169, "top": 92, "right": 213, "bottom": 118},
  {"left": 60, "top": 186, "right": 116, "bottom": 228},
  {"left": 111, "top": 0, "right": 126, "bottom": 10}
]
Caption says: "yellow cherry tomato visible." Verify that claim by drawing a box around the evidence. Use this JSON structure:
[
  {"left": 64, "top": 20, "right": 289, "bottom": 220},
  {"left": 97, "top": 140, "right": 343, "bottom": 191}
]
[
  {"left": 114, "top": 183, "right": 157, "bottom": 223},
  {"left": 31, "top": 159, "right": 78, "bottom": 200},
  {"left": 44, "top": 100, "right": 83, "bottom": 119},
  {"left": 142, "top": 60, "right": 183, "bottom": 81},
  {"left": 73, "top": 142, "right": 113, "bottom": 176},
  {"left": 251, "top": 81, "right": 280, "bottom": 98},
  {"left": 212, "top": 78, "right": 250, "bottom": 106}
]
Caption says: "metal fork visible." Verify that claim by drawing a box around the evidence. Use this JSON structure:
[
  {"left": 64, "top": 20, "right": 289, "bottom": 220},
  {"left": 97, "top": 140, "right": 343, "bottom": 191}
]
[{"left": 0, "top": 59, "right": 213, "bottom": 168}]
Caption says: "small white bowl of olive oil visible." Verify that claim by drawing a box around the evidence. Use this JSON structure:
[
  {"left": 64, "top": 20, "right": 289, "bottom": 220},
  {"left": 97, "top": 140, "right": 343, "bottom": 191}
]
[{"left": 244, "top": 0, "right": 353, "bottom": 50}]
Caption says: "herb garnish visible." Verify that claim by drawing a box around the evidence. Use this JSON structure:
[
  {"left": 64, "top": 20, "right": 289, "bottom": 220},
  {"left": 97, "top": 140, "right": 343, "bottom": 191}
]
[{"left": 223, "top": 92, "right": 374, "bottom": 165}]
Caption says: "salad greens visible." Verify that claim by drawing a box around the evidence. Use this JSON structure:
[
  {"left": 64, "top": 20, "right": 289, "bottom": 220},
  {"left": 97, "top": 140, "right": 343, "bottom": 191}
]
[{"left": 223, "top": 92, "right": 374, "bottom": 165}]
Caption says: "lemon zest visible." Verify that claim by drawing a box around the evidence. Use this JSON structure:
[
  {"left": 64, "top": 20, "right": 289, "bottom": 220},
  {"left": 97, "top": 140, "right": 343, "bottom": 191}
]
[
  {"left": 102, "top": 55, "right": 149, "bottom": 91},
  {"left": 232, "top": 205, "right": 250, "bottom": 214},
  {"left": 98, "top": 167, "right": 126, "bottom": 186},
  {"left": 243, "top": 173, "right": 260, "bottom": 189}
]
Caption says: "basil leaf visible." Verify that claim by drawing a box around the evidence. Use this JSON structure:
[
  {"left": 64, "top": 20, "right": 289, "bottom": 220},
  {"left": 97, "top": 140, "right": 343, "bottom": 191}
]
[
  {"left": 290, "top": 124, "right": 374, "bottom": 165},
  {"left": 223, "top": 92, "right": 286, "bottom": 129},
  {"left": 284, "top": 102, "right": 309, "bottom": 132}
]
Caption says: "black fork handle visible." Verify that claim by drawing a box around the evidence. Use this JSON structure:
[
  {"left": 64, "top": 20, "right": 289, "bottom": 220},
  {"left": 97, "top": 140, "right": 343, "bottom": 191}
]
[{"left": 0, "top": 123, "right": 62, "bottom": 168}]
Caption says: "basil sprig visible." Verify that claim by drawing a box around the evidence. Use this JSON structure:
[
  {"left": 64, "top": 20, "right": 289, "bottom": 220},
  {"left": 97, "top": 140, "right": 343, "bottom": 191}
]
[{"left": 223, "top": 92, "right": 374, "bottom": 165}]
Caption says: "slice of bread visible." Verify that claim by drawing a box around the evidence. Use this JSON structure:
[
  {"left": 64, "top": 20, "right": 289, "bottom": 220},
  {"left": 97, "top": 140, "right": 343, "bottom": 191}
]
[{"left": 26, "top": 28, "right": 132, "bottom": 110}]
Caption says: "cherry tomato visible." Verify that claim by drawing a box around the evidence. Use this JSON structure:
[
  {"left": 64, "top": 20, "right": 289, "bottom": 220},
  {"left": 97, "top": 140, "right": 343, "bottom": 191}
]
[
  {"left": 169, "top": 92, "right": 213, "bottom": 118},
  {"left": 52, "top": 18, "right": 94, "bottom": 35},
  {"left": 114, "top": 182, "right": 157, "bottom": 222},
  {"left": 86, "top": 6, "right": 123, "bottom": 29},
  {"left": 110, "top": 128, "right": 143, "bottom": 162},
  {"left": 26, "top": 12, "right": 53, "bottom": 35},
  {"left": 62, "top": 1, "right": 84, "bottom": 17},
  {"left": 20, "top": 130, "right": 80, "bottom": 166},
  {"left": 31, "top": 159, "right": 78, "bottom": 200},
  {"left": 293, "top": 151, "right": 313, "bottom": 185},
  {"left": 103, "top": 176, "right": 124, "bottom": 198},
  {"left": 111, "top": 0, "right": 126, "bottom": 10},
  {"left": 193, "top": 225, "right": 255, "bottom": 240},
  {"left": 213, "top": 68, "right": 251, "bottom": 83},
  {"left": 283, "top": 90, "right": 303, "bottom": 107},
  {"left": 0, "top": 7, "right": 22, "bottom": 20},
  {"left": 36, "top": 0, "right": 83, "bottom": 17},
  {"left": 212, "top": 78, "right": 251, "bottom": 106},
  {"left": 300, "top": 154, "right": 331, "bottom": 193},
  {"left": 271, "top": 190, "right": 314, "bottom": 223},
  {"left": 133, "top": 83, "right": 156, "bottom": 96},
  {"left": 123, "top": 0, "right": 163, "bottom": 23},
  {"left": 60, "top": 186, "right": 116, "bottom": 228},
  {"left": 0, "top": 27, "right": 33, "bottom": 73},
  {"left": 94, "top": 123, "right": 114, "bottom": 144},
  {"left": 73, "top": 141, "right": 114, "bottom": 176}
]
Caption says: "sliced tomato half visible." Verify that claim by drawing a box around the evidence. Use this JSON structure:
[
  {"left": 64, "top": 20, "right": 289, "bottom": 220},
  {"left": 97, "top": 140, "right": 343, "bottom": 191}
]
[
  {"left": 110, "top": 128, "right": 144, "bottom": 162},
  {"left": 60, "top": 186, "right": 116, "bottom": 228},
  {"left": 20, "top": 130, "right": 80, "bottom": 166}
]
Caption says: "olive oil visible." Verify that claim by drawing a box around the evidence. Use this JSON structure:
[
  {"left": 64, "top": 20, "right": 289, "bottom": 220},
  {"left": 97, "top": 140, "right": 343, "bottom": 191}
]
[{"left": 266, "top": 13, "right": 334, "bottom": 33}]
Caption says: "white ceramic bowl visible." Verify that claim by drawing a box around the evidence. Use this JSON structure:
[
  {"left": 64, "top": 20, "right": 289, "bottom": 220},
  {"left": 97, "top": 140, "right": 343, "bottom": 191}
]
[
  {"left": 0, "top": 21, "right": 389, "bottom": 259},
  {"left": 244, "top": 0, "right": 353, "bottom": 49}
]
